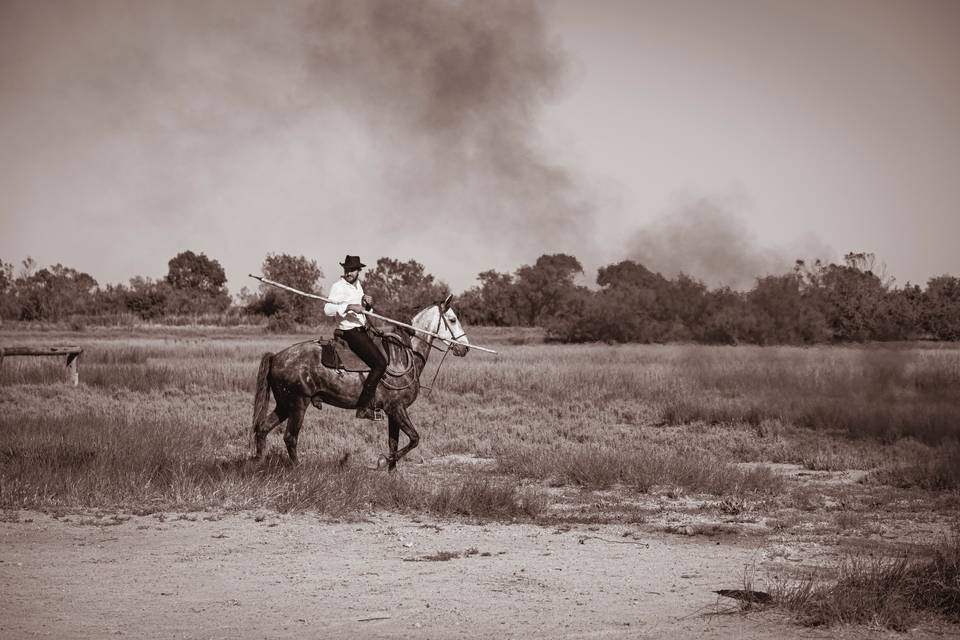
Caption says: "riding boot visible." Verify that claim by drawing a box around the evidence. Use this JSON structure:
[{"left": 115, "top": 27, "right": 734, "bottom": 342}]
[
  {"left": 342, "top": 326, "right": 387, "bottom": 421},
  {"left": 355, "top": 379, "right": 379, "bottom": 419}
]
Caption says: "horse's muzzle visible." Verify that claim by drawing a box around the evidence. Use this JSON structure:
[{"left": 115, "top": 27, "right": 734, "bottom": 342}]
[{"left": 452, "top": 342, "right": 469, "bottom": 357}]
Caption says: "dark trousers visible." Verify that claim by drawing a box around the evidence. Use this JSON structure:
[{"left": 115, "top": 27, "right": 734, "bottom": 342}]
[{"left": 340, "top": 326, "right": 387, "bottom": 408}]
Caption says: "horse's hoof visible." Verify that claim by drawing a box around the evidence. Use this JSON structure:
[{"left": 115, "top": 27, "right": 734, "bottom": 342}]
[{"left": 376, "top": 453, "right": 398, "bottom": 470}]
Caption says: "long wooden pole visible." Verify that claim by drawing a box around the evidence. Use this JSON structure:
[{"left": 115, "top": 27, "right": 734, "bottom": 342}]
[{"left": 248, "top": 274, "right": 498, "bottom": 354}]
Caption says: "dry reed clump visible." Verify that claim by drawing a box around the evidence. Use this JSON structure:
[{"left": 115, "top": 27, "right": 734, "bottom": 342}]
[
  {"left": 495, "top": 443, "right": 784, "bottom": 497},
  {"left": 247, "top": 469, "right": 546, "bottom": 520},
  {"left": 0, "top": 405, "right": 543, "bottom": 519},
  {"left": 420, "top": 475, "right": 545, "bottom": 518},
  {"left": 373, "top": 474, "right": 547, "bottom": 520},
  {"left": 1, "top": 409, "right": 230, "bottom": 510},
  {"left": 774, "top": 534, "right": 960, "bottom": 630},
  {"left": 872, "top": 440, "right": 960, "bottom": 491}
]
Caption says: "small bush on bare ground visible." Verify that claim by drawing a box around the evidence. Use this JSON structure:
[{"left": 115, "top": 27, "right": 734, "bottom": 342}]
[
  {"left": 419, "top": 550, "right": 461, "bottom": 561},
  {"left": 774, "top": 535, "right": 960, "bottom": 630},
  {"left": 363, "top": 472, "right": 543, "bottom": 519}
]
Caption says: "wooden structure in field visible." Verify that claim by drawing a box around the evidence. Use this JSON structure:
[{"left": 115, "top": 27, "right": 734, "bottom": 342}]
[{"left": 0, "top": 346, "right": 84, "bottom": 386}]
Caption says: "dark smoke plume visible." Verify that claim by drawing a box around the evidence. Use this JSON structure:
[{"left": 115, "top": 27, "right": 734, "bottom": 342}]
[
  {"left": 299, "top": 0, "right": 591, "bottom": 239},
  {"left": 627, "top": 198, "right": 833, "bottom": 290},
  {"left": 0, "top": 0, "right": 592, "bottom": 291}
]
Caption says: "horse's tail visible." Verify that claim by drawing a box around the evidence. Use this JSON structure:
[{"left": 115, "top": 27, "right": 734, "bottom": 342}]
[{"left": 251, "top": 352, "right": 274, "bottom": 445}]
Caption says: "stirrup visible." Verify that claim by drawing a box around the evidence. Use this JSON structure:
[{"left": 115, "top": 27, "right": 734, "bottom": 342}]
[{"left": 356, "top": 407, "right": 385, "bottom": 421}]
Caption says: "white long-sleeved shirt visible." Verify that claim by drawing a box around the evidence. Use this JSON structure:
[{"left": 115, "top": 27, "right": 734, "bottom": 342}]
[{"left": 323, "top": 277, "right": 367, "bottom": 330}]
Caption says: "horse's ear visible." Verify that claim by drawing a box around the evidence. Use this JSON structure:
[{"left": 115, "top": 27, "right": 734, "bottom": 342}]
[{"left": 441, "top": 294, "right": 453, "bottom": 311}]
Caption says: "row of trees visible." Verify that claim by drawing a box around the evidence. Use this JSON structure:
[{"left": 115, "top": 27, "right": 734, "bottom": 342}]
[
  {"left": 0, "top": 252, "right": 232, "bottom": 321},
  {"left": 455, "top": 252, "right": 960, "bottom": 343},
  {"left": 2, "top": 250, "right": 959, "bottom": 343},
  {"left": 0, "top": 251, "right": 451, "bottom": 330}
]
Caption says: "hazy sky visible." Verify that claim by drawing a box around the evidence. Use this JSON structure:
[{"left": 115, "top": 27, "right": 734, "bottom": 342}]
[{"left": 2, "top": 0, "right": 958, "bottom": 294}]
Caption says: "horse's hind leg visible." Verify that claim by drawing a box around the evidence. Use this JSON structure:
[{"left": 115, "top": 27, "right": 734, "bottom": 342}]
[
  {"left": 283, "top": 396, "right": 310, "bottom": 465},
  {"left": 386, "top": 415, "right": 400, "bottom": 472},
  {"left": 254, "top": 405, "right": 289, "bottom": 460},
  {"left": 388, "top": 406, "right": 420, "bottom": 469}
]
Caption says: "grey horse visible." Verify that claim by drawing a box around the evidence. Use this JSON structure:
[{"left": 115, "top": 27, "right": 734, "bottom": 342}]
[{"left": 251, "top": 295, "right": 470, "bottom": 470}]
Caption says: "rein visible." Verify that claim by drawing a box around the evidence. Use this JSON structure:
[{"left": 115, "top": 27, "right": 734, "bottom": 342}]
[
  {"left": 363, "top": 326, "right": 417, "bottom": 391},
  {"left": 366, "top": 304, "right": 464, "bottom": 392}
]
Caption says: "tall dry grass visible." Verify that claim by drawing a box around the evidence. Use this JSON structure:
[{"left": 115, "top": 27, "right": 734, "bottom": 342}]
[
  {"left": 495, "top": 443, "right": 784, "bottom": 495},
  {"left": 438, "top": 343, "right": 960, "bottom": 442},
  {"left": 2, "top": 329, "right": 959, "bottom": 516},
  {"left": 0, "top": 399, "right": 539, "bottom": 518}
]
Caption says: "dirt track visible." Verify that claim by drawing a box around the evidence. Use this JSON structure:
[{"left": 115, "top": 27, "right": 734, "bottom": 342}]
[
  {"left": 0, "top": 510, "right": 806, "bottom": 639},
  {"left": 4, "top": 508, "right": 956, "bottom": 639}
]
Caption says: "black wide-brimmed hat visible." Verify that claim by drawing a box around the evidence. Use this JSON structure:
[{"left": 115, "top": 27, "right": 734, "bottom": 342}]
[{"left": 340, "top": 255, "right": 366, "bottom": 271}]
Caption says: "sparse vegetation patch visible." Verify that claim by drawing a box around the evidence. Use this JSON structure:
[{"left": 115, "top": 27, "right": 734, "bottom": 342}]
[{"left": 774, "top": 535, "right": 960, "bottom": 630}]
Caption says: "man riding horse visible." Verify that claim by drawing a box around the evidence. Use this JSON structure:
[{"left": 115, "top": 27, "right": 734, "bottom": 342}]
[
  {"left": 251, "top": 275, "right": 478, "bottom": 468},
  {"left": 323, "top": 255, "right": 386, "bottom": 420}
]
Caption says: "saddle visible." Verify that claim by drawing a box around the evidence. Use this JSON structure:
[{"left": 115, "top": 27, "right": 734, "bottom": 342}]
[{"left": 316, "top": 327, "right": 413, "bottom": 377}]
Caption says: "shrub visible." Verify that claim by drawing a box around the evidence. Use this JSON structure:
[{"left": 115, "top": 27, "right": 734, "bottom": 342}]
[{"left": 775, "top": 535, "right": 960, "bottom": 629}]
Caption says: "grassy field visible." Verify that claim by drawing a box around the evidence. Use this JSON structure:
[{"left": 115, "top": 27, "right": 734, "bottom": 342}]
[
  {"left": 3, "top": 325, "right": 960, "bottom": 629},
  {"left": 2, "top": 326, "right": 959, "bottom": 513}
]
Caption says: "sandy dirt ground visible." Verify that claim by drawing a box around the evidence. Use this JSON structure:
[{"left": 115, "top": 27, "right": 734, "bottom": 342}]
[{"left": 0, "top": 508, "right": 953, "bottom": 640}]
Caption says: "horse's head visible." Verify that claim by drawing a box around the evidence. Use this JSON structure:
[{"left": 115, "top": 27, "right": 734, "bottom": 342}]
[{"left": 412, "top": 294, "right": 470, "bottom": 357}]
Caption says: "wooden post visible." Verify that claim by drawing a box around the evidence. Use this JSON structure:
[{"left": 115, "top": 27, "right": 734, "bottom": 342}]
[
  {"left": 0, "top": 346, "right": 84, "bottom": 386},
  {"left": 66, "top": 351, "right": 81, "bottom": 386}
]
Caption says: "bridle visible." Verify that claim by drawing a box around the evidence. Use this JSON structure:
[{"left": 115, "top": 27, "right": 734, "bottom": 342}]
[
  {"left": 419, "top": 303, "right": 467, "bottom": 391},
  {"left": 435, "top": 304, "right": 467, "bottom": 344}
]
